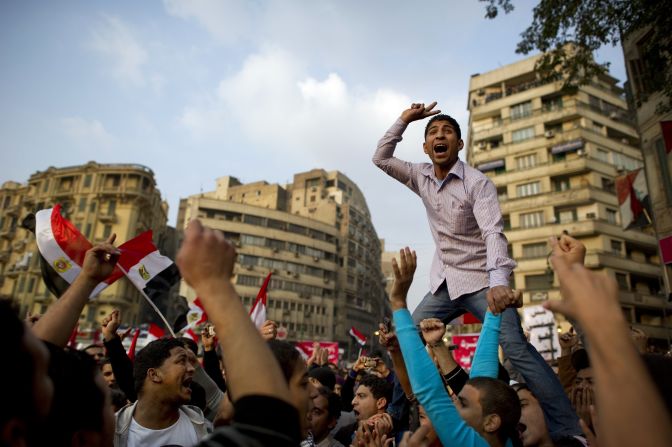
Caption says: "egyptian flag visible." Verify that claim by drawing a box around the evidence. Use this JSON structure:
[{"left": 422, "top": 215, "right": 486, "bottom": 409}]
[
  {"left": 116, "top": 230, "right": 180, "bottom": 303},
  {"left": 349, "top": 326, "right": 367, "bottom": 346},
  {"left": 616, "top": 168, "right": 651, "bottom": 229},
  {"left": 249, "top": 272, "right": 272, "bottom": 329},
  {"left": 185, "top": 298, "right": 207, "bottom": 329},
  {"left": 146, "top": 323, "right": 166, "bottom": 342},
  {"left": 127, "top": 328, "right": 141, "bottom": 361},
  {"left": 181, "top": 327, "right": 199, "bottom": 343},
  {"left": 34, "top": 205, "right": 124, "bottom": 298},
  {"left": 450, "top": 312, "right": 481, "bottom": 325}
]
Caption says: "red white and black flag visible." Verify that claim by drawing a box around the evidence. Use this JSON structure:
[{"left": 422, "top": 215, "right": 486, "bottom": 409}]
[
  {"left": 616, "top": 168, "right": 652, "bottom": 229},
  {"left": 349, "top": 326, "right": 367, "bottom": 346},
  {"left": 116, "top": 230, "right": 180, "bottom": 303},
  {"left": 250, "top": 272, "right": 272, "bottom": 329},
  {"left": 35, "top": 205, "right": 125, "bottom": 298}
]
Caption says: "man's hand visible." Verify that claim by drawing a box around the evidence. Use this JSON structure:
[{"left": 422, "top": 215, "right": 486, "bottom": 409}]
[
  {"left": 202, "top": 324, "right": 216, "bottom": 351},
  {"left": 549, "top": 234, "right": 586, "bottom": 266},
  {"left": 544, "top": 250, "right": 621, "bottom": 324},
  {"left": 400, "top": 102, "right": 441, "bottom": 124},
  {"left": 486, "top": 286, "right": 521, "bottom": 314},
  {"left": 176, "top": 220, "right": 236, "bottom": 295},
  {"left": 420, "top": 318, "right": 446, "bottom": 346},
  {"left": 571, "top": 386, "right": 594, "bottom": 429},
  {"left": 259, "top": 319, "right": 278, "bottom": 341},
  {"left": 559, "top": 328, "right": 578, "bottom": 357},
  {"left": 630, "top": 327, "right": 649, "bottom": 354},
  {"left": 378, "top": 323, "right": 400, "bottom": 353},
  {"left": 101, "top": 309, "right": 121, "bottom": 341},
  {"left": 351, "top": 419, "right": 393, "bottom": 447},
  {"left": 390, "top": 247, "right": 417, "bottom": 310},
  {"left": 398, "top": 425, "right": 432, "bottom": 447},
  {"left": 366, "top": 413, "right": 393, "bottom": 437},
  {"left": 81, "top": 234, "right": 121, "bottom": 284},
  {"left": 352, "top": 356, "right": 368, "bottom": 373}
]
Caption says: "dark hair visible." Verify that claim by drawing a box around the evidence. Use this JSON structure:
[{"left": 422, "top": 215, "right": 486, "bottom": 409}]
[
  {"left": 314, "top": 386, "right": 341, "bottom": 421},
  {"left": 83, "top": 343, "right": 104, "bottom": 352},
  {"left": 133, "top": 337, "right": 185, "bottom": 394},
  {"left": 0, "top": 300, "right": 37, "bottom": 427},
  {"left": 424, "top": 114, "right": 462, "bottom": 140},
  {"left": 46, "top": 348, "right": 106, "bottom": 445},
  {"left": 308, "top": 366, "right": 336, "bottom": 391},
  {"left": 357, "top": 374, "right": 392, "bottom": 407},
  {"left": 571, "top": 348, "right": 591, "bottom": 372},
  {"left": 267, "top": 340, "right": 303, "bottom": 384},
  {"left": 180, "top": 337, "right": 199, "bottom": 356},
  {"left": 100, "top": 356, "right": 112, "bottom": 367},
  {"left": 110, "top": 385, "right": 129, "bottom": 412},
  {"left": 189, "top": 380, "right": 207, "bottom": 411},
  {"left": 468, "top": 377, "right": 521, "bottom": 445},
  {"left": 642, "top": 354, "right": 672, "bottom": 417}
]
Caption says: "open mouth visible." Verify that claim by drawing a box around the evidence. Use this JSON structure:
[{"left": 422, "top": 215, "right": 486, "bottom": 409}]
[
  {"left": 434, "top": 144, "right": 448, "bottom": 154},
  {"left": 183, "top": 377, "right": 193, "bottom": 392},
  {"left": 517, "top": 423, "right": 527, "bottom": 437}
]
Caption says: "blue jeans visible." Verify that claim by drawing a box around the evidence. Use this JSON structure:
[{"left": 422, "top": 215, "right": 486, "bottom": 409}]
[{"left": 412, "top": 283, "right": 581, "bottom": 439}]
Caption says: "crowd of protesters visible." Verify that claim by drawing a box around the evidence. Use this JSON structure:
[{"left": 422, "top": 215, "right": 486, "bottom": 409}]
[{"left": 2, "top": 103, "right": 672, "bottom": 447}]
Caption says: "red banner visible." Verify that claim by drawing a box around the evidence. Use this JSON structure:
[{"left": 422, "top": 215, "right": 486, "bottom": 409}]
[
  {"left": 660, "top": 235, "right": 672, "bottom": 265},
  {"left": 452, "top": 334, "right": 479, "bottom": 372},
  {"left": 295, "top": 341, "right": 339, "bottom": 364}
]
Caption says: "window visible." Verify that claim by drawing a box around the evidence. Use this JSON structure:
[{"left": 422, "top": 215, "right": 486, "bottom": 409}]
[
  {"left": 306, "top": 178, "right": 321, "bottom": 188},
  {"left": 553, "top": 178, "right": 570, "bottom": 192},
  {"left": 520, "top": 211, "right": 544, "bottom": 228},
  {"left": 522, "top": 242, "right": 547, "bottom": 258},
  {"left": 42, "top": 179, "right": 50, "bottom": 192},
  {"left": 542, "top": 96, "right": 563, "bottom": 112},
  {"left": 512, "top": 126, "right": 535, "bottom": 143},
  {"left": 27, "top": 277, "right": 35, "bottom": 293},
  {"left": 612, "top": 153, "right": 643, "bottom": 171},
  {"left": 516, "top": 182, "right": 540, "bottom": 197},
  {"left": 607, "top": 208, "right": 618, "bottom": 224},
  {"left": 601, "top": 177, "right": 615, "bottom": 193},
  {"left": 596, "top": 149, "right": 610, "bottom": 163},
  {"left": 83, "top": 174, "right": 92, "bottom": 188},
  {"left": 556, "top": 209, "right": 577, "bottom": 224},
  {"left": 85, "top": 224, "right": 92, "bottom": 239},
  {"left": 89, "top": 201, "right": 96, "bottom": 212},
  {"left": 103, "top": 225, "right": 112, "bottom": 239},
  {"left": 243, "top": 214, "right": 264, "bottom": 226},
  {"left": 78, "top": 198, "right": 87, "bottom": 212},
  {"left": 615, "top": 273, "right": 629, "bottom": 290},
  {"left": 526, "top": 274, "right": 551, "bottom": 290},
  {"left": 611, "top": 240, "right": 623, "bottom": 255},
  {"left": 107, "top": 200, "right": 116, "bottom": 215},
  {"left": 497, "top": 187, "right": 508, "bottom": 202},
  {"left": 241, "top": 234, "right": 265, "bottom": 247},
  {"left": 516, "top": 153, "right": 538, "bottom": 170},
  {"left": 510, "top": 101, "right": 533, "bottom": 120},
  {"left": 592, "top": 121, "right": 605, "bottom": 134}
]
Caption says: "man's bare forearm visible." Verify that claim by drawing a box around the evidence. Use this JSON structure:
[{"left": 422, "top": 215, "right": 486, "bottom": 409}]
[{"left": 32, "top": 275, "right": 96, "bottom": 346}]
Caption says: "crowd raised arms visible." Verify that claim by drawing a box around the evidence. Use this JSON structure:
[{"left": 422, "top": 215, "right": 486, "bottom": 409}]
[{"left": 1, "top": 102, "right": 670, "bottom": 447}]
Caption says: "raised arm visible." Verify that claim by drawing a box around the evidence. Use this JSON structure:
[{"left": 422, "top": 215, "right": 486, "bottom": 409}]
[
  {"left": 176, "top": 220, "right": 291, "bottom": 404},
  {"left": 545, "top": 236, "right": 672, "bottom": 447},
  {"left": 391, "top": 247, "right": 488, "bottom": 447},
  {"left": 33, "top": 235, "right": 120, "bottom": 347},
  {"left": 101, "top": 309, "right": 136, "bottom": 401},
  {"left": 372, "top": 102, "right": 440, "bottom": 192}
]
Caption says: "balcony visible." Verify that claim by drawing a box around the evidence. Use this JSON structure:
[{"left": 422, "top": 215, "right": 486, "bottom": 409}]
[
  {"left": 4, "top": 204, "right": 20, "bottom": 216},
  {"left": 488, "top": 156, "right": 614, "bottom": 186},
  {"left": 0, "top": 229, "right": 15, "bottom": 239},
  {"left": 619, "top": 290, "right": 669, "bottom": 309},
  {"left": 588, "top": 250, "right": 662, "bottom": 276},
  {"left": 631, "top": 323, "right": 672, "bottom": 341},
  {"left": 500, "top": 186, "right": 617, "bottom": 214},
  {"left": 98, "top": 214, "right": 117, "bottom": 223}
]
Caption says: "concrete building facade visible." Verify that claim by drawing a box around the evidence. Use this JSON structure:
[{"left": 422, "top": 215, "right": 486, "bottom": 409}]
[
  {"left": 467, "top": 55, "right": 670, "bottom": 345},
  {"left": 177, "top": 169, "right": 387, "bottom": 359},
  {"left": 0, "top": 162, "right": 168, "bottom": 327}
]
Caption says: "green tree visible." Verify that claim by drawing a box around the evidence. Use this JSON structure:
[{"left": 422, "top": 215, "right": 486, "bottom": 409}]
[{"left": 481, "top": 0, "right": 671, "bottom": 111}]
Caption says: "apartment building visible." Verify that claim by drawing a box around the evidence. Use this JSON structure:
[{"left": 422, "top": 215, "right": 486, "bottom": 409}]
[
  {"left": 0, "top": 162, "right": 168, "bottom": 326},
  {"left": 177, "top": 169, "right": 387, "bottom": 359},
  {"left": 467, "top": 55, "right": 669, "bottom": 345}
]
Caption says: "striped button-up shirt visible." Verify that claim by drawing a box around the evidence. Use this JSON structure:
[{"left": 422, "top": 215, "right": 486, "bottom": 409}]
[{"left": 373, "top": 118, "right": 516, "bottom": 299}]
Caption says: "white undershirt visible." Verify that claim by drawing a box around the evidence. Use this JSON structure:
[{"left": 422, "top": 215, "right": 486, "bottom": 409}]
[{"left": 127, "top": 410, "right": 199, "bottom": 447}]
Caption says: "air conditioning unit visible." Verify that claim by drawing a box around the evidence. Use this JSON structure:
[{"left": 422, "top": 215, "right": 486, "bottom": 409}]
[
  {"left": 294, "top": 252, "right": 300, "bottom": 258},
  {"left": 293, "top": 273, "right": 300, "bottom": 279},
  {"left": 313, "top": 257, "right": 320, "bottom": 262},
  {"left": 477, "top": 89, "right": 485, "bottom": 96},
  {"left": 577, "top": 148, "right": 585, "bottom": 157},
  {"left": 586, "top": 212, "right": 596, "bottom": 219},
  {"left": 478, "top": 141, "right": 487, "bottom": 149},
  {"left": 609, "top": 111, "right": 618, "bottom": 120},
  {"left": 234, "top": 241, "right": 241, "bottom": 247},
  {"left": 544, "top": 131, "right": 555, "bottom": 138},
  {"left": 324, "top": 278, "right": 330, "bottom": 283},
  {"left": 272, "top": 247, "right": 279, "bottom": 253}
]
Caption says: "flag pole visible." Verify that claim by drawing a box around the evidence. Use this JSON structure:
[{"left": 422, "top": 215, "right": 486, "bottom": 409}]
[{"left": 116, "top": 263, "right": 176, "bottom": 338}]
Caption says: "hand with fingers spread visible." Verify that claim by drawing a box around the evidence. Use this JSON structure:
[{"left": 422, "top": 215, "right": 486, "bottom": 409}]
[
  {"left": 202, "top": 324, "right": 216, "bottom": 352},
  {"left": 351, "top": 418, "right": 393, "bottom": 447},
  {"left": 101, "top": 308, "right": 122, "bottom": 341},
  {"left": 390, "top": 247, "right": 417, "bottom": 311},
  {"left": 81, "top": 233, "right": 121, "bottom": 284},
  {"left": 400, "top": 102, "right": 441, "bottom": 124},
  {"left": 559, "top": 328, "right": 579, "bottom": 356}
]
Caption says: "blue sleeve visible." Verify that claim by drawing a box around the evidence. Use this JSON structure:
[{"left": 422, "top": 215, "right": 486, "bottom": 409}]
[
  {"left": 394, "top": 309, "right": 489, "bottom": 447},
  {"left": 469, "top": 311, "right": 501, "bottom": 379}
]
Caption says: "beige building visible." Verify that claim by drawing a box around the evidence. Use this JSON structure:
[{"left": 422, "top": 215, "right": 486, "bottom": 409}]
[
  {"left": 0, "top": 162, "right": 168, "bottom": 327},
  {"left": 467, "top": 55, "right": 670, "bottom": 345},
  {"left": 623, "top": 27, "right": 672, "bottom": 338},
  {"left": 177, "top": 169, "right": 387, "bottom": 359}
]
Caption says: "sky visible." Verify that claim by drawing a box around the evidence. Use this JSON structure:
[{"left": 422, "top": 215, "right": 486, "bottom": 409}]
[{"left": 0, "top": 0, "right": 627, "bottom": 310}]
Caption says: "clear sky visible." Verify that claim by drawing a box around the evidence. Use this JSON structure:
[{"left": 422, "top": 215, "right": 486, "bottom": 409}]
[{"left": 0, "top": 0, "right": 626, "bottom": 310}]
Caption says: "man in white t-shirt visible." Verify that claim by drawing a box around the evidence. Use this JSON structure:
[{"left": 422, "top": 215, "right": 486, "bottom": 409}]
[{"left": 114, "top": 337, "right": 210, "bottom": 446}]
